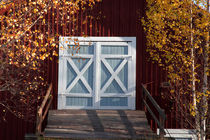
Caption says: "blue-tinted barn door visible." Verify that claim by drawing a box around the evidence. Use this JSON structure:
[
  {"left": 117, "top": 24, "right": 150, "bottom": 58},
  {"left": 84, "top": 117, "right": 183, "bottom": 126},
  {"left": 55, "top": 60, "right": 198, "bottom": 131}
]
[{"left": 58, "top": 37, "right": 136, "bottom": 110}]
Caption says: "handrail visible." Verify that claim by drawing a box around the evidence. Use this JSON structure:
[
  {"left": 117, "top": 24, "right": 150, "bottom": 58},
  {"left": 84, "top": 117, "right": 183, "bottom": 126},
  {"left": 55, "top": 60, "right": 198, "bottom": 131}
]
[
  {"left": 142, "top": 84, "right": 166, "bottom": 138},
  {"left": 36, "top": 83, "right": 53, "bottom": 136}
]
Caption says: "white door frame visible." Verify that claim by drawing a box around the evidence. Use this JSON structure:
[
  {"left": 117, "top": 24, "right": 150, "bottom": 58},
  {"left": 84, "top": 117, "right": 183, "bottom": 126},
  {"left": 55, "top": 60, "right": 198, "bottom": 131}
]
[{"left": 58, "top": 37, "right": 136, "bottom": 110}]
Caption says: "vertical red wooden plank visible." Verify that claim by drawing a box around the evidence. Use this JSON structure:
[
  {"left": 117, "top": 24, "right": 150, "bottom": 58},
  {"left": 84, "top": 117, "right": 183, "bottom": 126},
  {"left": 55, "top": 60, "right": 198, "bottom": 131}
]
[
  {"left": 69, "top": 13, "right": 72, "bottom": 36},
  {"left": 9, "top": 5, "right": 16, "bottom": 140},
  {"left": 62, "top": 2, "right": 65, "bottom": 36},
  {"left": 55, "top": 2, "right": 59, "bottom": 109},
  {"left": 1, "top": 121, "right": 6, "bottom": 139},
  {"left": 100, "top": 0, "right": 105, "bottom": 36},
  {"left": 85, "top": 12, "right": 88, "bottom": 36},
  {"left": 80, "top": 10, "right": 83, "bottom": 36},
  {"left": 128, "top": 0, "right": 133, "bottom": 36},
  {"left": 89, "top": 13, "right": 92, "bottom": 36},
  {"left": 56, "top": 4, "right": 59, "bottom": 37},
  {"left": 72, "top": 14, "right": 75, "bottom": 36},
  {"left": 102, "top": 25, "right": 105, "bottom": 36},
  {"left": 166, "top": 114, "right": 169, "bottom": 128},
  {"left": 113, "top": 0, "right": 120, "bottom": 36},
  {"left": 6, "top": 114, "right": 10, "bottom": 140},
  {"left": 77, "top": 10, "right": 80, "bottom": 36},
  {"left": 53, "top": 6, "right": 58, "bottom": 109},
  {"left": 17, "top": 117, "right": 21, "bottom": 140},
  {"left": 170, "top": 111, "right": 172, "bottom": 128},
  {"left": 94, "top": 18, "right": 98, "bottom": 36},
  {"left": 106, "top": 0, "right": 112, "bottom": 36},
  {"left": 19, "top": 119, "right": 24, "bottom": 140},
  {"left": 18, "top": 25, "right": 24, "bottom": 139},
  {"left": 42, "top": 10, "right": 46, "bottom": 92},
  {"left": 0, "top": 114, "right": 2, "bottom": 139},
  {"left": 97, "top": 2, "right": 102, "bottom": 36},
  {"left": 51, "top": 5, "right": 55, "bottom": 108},
  {"left": 175, "top": 94, "right": 178, "bottom": 128},
  {"left": 101, "top": 1, "right": 105, "bottom": 37},
  {"left": 156, "top": 64, "right": 160, "bottom": 131},
  {"left": 125, "top": 0, "right": 130, "bottom": 36},
  {"left": 162, "top": 70, "right": 169, "bottom": 128},
  {"left": 150, "top": 64, "right": 153, "bottom": 95},
  {"left": 180, "top": 100, "right": 183, "bottom": 128},
  {"left": 8, "top": 113, "right": 13, "bottom": 140},
  {"left": 5, "top": 115, "right": 9, "bottom": 140},
  {"left": 119, "top": 0, "right": 127, "bottom": 35},
  {"left": 182, "top": 96, "right": 186, "bottom": 128},
  {"left": 135, "top": 0, "right": 143, "bottom": 109},
  {"left": 93, "top": 18, "right": 96, "bottom": 36},
  {"left": 47, "top": 4, "right": 51, "bottom": 84},
  {"left": 98, "top": 17, "right": 102, "bottom": 36},
  {"left": 151, "top": 63, "right": 157, "bottom": 133},
  {"left": 75, "top": 11, "right": 78, "bottom": 36},
  {"left": 12, "top": 2, "right": 19, "bottom": 139},
  {"left": 157, "top": 65, "right": 161, "bottom": 97},
  {"left": 100, "top": 0, "right": 110, "bottom": 36}
]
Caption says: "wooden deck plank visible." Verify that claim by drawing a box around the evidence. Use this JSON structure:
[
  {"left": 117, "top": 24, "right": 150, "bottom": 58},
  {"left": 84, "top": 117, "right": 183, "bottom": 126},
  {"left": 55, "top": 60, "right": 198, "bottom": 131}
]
[{"left": 44, "top": 110, "right": 157, "bottom": 139}]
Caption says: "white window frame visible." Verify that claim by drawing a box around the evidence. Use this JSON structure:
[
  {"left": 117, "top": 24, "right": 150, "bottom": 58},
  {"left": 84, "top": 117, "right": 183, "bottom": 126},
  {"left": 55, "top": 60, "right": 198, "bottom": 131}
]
[{"left": 58, "top": 37, "right": 136, "bottom": 110}]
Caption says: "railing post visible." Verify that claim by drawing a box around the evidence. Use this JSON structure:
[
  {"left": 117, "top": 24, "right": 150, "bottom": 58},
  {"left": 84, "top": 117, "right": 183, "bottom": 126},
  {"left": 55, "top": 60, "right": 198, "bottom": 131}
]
[
  {"left": 159, "top": 109, "right": 165, "bottom": 138},
  {"left": 142, "top": 85, "right": 145, "bottom": 110},
  {"left": 36, "top": 109, "right": 42, "bottom": 136},
  {"left": 142, "top": 84, "right": 166, "bottom": 138},
  {"left": 35, "top": 83, "right": 53, "bottom": 136},
  {"left": 142, "top": 84, "right": 147, "bottom": 111}
]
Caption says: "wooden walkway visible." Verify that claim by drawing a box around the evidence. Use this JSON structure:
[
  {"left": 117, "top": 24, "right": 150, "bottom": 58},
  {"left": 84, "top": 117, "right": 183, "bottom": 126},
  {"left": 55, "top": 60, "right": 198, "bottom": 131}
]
[{"left": 44, "top": 110, "right": 157, "bottom": 139}]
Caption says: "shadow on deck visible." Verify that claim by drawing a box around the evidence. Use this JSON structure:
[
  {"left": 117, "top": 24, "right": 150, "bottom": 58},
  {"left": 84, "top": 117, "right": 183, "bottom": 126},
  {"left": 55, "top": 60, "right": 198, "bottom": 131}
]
[{"left": 43, "top": 110, "right": 159, "bottom": 139}]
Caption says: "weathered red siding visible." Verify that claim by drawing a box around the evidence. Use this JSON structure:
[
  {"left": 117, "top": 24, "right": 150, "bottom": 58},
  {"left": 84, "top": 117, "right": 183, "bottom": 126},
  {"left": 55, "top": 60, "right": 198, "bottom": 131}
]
[{"left": 0, "top": 0, "right": 184, "bottom": 139}]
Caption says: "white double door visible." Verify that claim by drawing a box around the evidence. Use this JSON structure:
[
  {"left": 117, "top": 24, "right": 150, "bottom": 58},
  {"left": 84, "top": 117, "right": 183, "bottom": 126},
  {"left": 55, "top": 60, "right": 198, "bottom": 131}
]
[{"left": 58, "top": 37, "right": 136, "bottom": 110}]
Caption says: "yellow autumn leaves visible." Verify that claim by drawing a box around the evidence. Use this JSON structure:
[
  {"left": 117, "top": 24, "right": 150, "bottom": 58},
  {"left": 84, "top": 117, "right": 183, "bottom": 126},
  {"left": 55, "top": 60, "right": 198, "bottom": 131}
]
[
  {"left": 142, "top": 0, "right": 209, "bottom": 120},
  {"left": 0, "top": 0, "right": 100, "bottom": 70}
]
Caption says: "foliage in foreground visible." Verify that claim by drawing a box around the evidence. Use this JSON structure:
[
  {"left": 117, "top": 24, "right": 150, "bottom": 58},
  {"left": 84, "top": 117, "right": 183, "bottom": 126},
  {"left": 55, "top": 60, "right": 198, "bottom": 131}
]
[
  {"left": 0, "top": 0, "right": 101, "bottom": 121},
  {"left": 142, "top": 0, "right": 209, "bottom": 139}
]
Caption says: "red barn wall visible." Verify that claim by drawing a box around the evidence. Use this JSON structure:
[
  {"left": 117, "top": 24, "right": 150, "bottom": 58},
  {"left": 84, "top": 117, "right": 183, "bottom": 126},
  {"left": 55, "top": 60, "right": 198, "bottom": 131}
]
[{"left": 0, "top": 0, "right": 185, "bottom": 140}]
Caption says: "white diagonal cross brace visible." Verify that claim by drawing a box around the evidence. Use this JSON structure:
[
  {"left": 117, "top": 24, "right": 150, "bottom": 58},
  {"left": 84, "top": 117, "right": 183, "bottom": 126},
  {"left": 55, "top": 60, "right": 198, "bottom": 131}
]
[
  {"left": 66, "top": 58, "right": 93, "bottom": 93},
  {"left": 101, "top": 58, "right": 127, "bottom": 93}
]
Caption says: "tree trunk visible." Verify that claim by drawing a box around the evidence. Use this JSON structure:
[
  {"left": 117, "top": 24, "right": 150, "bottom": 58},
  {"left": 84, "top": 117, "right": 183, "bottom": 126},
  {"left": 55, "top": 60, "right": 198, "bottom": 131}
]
[
  {"left": 200, "top": 1, "right": 209, "bottom": 140},
  {"left": 197, "top": 1, "right": 209, "bottom": 140},
  {"left": 190, "top": 1, "right": 200, "bottom": 139}
]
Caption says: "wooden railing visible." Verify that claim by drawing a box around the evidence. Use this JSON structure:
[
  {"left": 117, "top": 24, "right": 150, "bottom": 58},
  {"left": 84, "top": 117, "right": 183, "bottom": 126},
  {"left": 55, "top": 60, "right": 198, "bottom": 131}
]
[
  {"left": 36, "top": 83, "right": 53, "bottom": 136},
  {"left": 142, "top": 84, "right": 166, "bottom": 138}
]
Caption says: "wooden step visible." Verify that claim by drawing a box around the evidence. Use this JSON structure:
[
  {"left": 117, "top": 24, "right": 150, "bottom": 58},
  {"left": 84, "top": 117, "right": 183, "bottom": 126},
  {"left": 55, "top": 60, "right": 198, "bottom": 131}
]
[{"left": 44, "top": 110, "right": 157, "bottom": 139}]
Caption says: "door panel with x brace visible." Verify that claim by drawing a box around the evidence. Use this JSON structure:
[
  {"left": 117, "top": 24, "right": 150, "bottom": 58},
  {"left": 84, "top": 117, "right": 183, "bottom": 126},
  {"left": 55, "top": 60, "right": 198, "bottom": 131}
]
[{"left": 58, "top": 37, "right": 136, "bottom": 110}]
